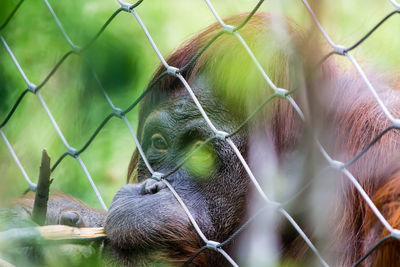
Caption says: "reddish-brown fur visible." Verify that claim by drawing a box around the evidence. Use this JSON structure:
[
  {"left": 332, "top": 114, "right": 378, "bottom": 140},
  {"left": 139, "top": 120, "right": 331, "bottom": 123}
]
[
  {"left": 4, "top": 12, "right": 399, "bottom": 266},
  {"left": 128, "top": 12, "right": 400, "bottom": 265}
]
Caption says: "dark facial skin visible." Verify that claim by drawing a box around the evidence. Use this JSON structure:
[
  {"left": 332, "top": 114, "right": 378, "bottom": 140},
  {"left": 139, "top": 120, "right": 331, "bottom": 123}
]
[
  {"left": 4, "top": 12, "right": 400, "bottom": 266},
  {"left": 105, "top": 81, "right": 249, "bottom": 265}
]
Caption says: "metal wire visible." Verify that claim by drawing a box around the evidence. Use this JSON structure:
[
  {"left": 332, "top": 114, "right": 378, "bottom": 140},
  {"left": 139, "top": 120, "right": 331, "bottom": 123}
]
[{"left": 1, "top": 0, "right": 399, "bottom": 266}]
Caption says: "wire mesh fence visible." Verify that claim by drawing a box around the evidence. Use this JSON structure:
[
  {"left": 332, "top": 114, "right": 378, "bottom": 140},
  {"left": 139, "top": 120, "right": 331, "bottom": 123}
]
[{"left": 1, "top": 0, "right": 400, "bottom": 266}]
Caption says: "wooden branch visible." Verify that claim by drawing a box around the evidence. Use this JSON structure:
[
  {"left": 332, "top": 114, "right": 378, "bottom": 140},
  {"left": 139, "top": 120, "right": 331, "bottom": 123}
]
[
  {"left": 32, "top": 150, "right": 52, "bottom": 225},
  {"left": 0, "top": 226, "right": 106, "bottom": 250},
  {"left": 37, "top": 225, "right": 106, "bottom": 240}
]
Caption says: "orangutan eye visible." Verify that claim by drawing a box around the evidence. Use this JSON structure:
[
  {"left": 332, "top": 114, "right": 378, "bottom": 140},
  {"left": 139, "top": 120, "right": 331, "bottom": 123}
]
[{"left": 151, "top": 134, "right": 168, "bottom": 151}]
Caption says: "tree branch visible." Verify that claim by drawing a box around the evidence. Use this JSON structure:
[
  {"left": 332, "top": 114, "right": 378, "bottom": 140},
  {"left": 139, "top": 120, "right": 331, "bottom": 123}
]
[
  {"left": 0, "top": 225, "right": 106, "bottom": 250},
  {"left": 32, "top": 150, "right": 52, "bottom": 225}
]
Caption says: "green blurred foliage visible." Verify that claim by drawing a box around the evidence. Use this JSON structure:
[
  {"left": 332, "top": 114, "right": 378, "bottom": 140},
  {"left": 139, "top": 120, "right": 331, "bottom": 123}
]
[
  {"left": 184, "top": 141, "right": 216, "bottom": 181},
  {"left": 0, "top": 0, "right": 399, "bottom": 266},
  {"left": 0, "top": 0, "right": 399, "bottom": 211}
]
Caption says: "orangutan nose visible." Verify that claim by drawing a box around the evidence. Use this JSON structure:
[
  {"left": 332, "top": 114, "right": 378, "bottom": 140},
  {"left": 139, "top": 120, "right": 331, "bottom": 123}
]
[{"left": 141, "top": 178, "right": 167, "bottom": 195}]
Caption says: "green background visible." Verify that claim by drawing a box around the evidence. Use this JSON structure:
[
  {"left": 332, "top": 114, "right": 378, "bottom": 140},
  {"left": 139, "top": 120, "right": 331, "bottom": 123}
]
[{"left": 0, "top": 0, "right": 399, "bottom": 210}]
